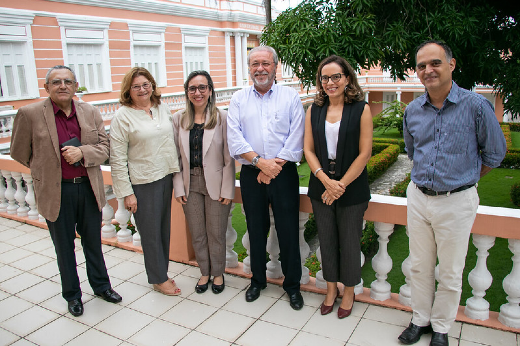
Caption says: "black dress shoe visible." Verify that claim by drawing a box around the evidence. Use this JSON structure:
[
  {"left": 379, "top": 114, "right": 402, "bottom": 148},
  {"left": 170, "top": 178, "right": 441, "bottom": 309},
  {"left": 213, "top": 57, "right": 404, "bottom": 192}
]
[
  {"left": 211, "top": 275, "right": 225, "bottom": 294},
  {"left": 195, "top": 278, "right": 210, "bottom": 294},
  {"left": 398, "top": 322, "right": 433, "bottom": 345},
  {"left": 288, "top": 291, "right": 304, "bottom": 310},
  {"left": 430, "top": 332, "right": 448, "bottom": 346},
  {"left": 95, "top": 288, "right": 122, "bottom": 303},
  {"left": 68, "top": 299, "right": 83, "bottom": 317},
  {"left": 245, "top": 284, "right": 266, "bottom": 302}
]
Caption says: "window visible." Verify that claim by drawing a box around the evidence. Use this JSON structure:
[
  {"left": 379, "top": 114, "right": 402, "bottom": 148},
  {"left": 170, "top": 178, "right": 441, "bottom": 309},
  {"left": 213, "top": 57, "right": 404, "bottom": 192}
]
[
  {"left": 184, "top": 47, "right": 206, "bottom": 75},
  {"left": 0, "top": 42, "right": 29, "bottom": 98},
  {"left": 382, "top": 92, "right": 396, "bottom": 110},
  {"left": 67, "top": 44, "right": 105, "bottom": 92},
  {"left": 129, "top": 24, "right": 167, "bottom": 87},
  {"left": 282, "top": 62, "right": 294, "bottom": 82},
  {"left": 181, "top": 28, "right": 210, "bottom": 79}
]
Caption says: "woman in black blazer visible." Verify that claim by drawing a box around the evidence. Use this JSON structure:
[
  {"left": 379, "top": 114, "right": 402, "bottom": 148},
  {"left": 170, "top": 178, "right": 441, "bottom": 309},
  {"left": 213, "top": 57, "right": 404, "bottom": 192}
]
[{"left": 303, "top": 55, "right": 373, "bottom": 319}]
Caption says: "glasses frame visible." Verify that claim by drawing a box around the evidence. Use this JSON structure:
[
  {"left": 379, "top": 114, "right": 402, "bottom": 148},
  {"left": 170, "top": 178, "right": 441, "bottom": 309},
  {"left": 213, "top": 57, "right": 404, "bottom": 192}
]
[
  {"left": 250, "top": 62, "right": 273, "bottom": 69},
  {"left": 130, "top": 82, "right": 153, "bottom": 91},
  {"left": 320, "top": 73, "right": 346, "bottom": 84},
  {"left": 50, "top": 79, "right": 76, "bottom": 87},
  {"left": 187, "top": 84, "right": 209, "bottom": 94}
]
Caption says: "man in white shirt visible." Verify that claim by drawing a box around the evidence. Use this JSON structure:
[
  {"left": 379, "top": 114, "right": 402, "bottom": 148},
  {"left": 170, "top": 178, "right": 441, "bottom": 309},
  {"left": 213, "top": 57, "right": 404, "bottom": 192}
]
[{"left": 227, "top": 46, "right": 305, "bottom": 310}]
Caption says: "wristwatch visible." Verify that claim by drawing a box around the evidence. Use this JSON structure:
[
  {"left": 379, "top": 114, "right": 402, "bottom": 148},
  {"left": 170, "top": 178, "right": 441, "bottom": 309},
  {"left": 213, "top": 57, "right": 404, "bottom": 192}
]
[{"left": 251, "top": 155, "right": 261, "bottom": 167}]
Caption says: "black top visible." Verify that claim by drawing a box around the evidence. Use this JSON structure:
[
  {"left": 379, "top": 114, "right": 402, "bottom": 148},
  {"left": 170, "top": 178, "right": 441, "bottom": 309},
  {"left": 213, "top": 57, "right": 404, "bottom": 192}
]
[
  {"left": 190, "top": 123, "right": 204, "bottom": 168},
  {"left": 307, "top": 98, "right": 371, "bottom": 206}
]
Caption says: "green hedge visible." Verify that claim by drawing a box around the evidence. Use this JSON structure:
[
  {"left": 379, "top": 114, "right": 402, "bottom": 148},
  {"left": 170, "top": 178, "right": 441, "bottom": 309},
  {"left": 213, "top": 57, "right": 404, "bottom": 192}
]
[
  {"left": 389, "top": 174, "right": 411, "bottom": 197},
  {"left": 500, "top": 124, "right": 520, "bottom": 168},
  {"left": 372, "top": 137, "right": 406, "bottom": 153},
  {"left": 501, "top": 122, "right": 520, "bottom": 132},
  {"left": 367, "top": 144, "right": 401, "bottom": 183},
  {"left": 511, "top": 182, "right": 520, "bottom": 207}
]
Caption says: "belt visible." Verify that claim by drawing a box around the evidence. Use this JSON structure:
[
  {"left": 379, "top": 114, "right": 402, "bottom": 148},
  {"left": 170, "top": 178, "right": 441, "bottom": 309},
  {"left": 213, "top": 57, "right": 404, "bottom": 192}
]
[
  {"left": 190, "top": 167, "right": 203, "bottom": 175},
  {"left": 328, "top": 159, "right": 336, "bottom": 175},
  {"left": 62, "top": 177, "right": 88, "bottom": 183},
  {"left": 417, "top": 184, "right": 474, "bottom": 197}
]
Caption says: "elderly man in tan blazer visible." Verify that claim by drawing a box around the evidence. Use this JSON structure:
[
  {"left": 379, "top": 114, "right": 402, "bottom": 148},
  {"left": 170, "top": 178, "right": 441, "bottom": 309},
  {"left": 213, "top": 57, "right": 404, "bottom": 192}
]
[{"left": 10, "top": 65, "right": 121, "bottom": 317}]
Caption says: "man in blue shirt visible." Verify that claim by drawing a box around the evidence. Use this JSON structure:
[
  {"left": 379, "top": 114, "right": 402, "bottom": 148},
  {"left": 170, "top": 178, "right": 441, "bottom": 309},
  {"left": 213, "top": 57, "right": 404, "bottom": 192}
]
[
  {"left": 227, "top": 46, "right": 305, "bottom": 310},
  {"left": 399, "top": 40, "right": 506, "bottom": 346}
]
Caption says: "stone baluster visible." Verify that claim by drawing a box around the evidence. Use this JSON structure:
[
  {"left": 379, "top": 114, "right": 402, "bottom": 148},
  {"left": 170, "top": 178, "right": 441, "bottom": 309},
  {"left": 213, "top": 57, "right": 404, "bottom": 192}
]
[
  {"left": 465, "top": 235, "right": 495, "bottom": 320},
  {"left": 299, "top": 211, "right": 311, "bottom": 284},
  {"left": 399, "top": 226, "right": 412, "bottom": 306},
  {"left": 101, "top": 186, "right": 116, "bottom": 239},
  {"left": 2, "top": 170, "right": 18, "bottom": 215},
  {"left": 240, "top": 204, "right": 251, "bottom": 274},
  {"left": 5, "top": 117, "right": 13, "bottom": 137},
  {"left": 11, "top": 172, "right": 28, "bottom": 217},
  {"left": 355, "top": 221, "right": 367, "bottom": 295},
  {"left": 39, "top": 214, "right": 45, "bottom": 223},
  {"left": 21, "top": 173, "right": 38, "bottom": 220},
  {"left": 370, "top": 222, "right": 394, "bottom": 301},
  {"left": 226, "top": 203, "right": 239, "bottom": 268},
  {"left": 114, "top": 198, "right": 132, "bottom": 243},
  {"left": 131, "top": 214, "right": 141, "bottom": 247},
  {"left": 315, "top": 246, "right": 327, "bottom": 289},
  {"left": 0, "top": 118, "right": 6, "bottom": 137},
  {"left": 498, "top": 239, "right": 520, "bottom": 328},
  {"left": 266, "top": 208, "right": 283, "bottom": 279},
  {"left": 0, "top": 172, "right": 8, "bottom": 213}
]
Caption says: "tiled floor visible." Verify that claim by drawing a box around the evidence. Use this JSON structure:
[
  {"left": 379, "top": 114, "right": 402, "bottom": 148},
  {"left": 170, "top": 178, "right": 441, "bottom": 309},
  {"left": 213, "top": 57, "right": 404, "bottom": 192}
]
[{"left": 0, "top": 217, "right": 518, "bottom": 346}]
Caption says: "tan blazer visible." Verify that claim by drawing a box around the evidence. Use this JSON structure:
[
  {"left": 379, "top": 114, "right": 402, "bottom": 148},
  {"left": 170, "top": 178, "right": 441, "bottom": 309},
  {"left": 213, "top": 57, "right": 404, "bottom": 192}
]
[
  {"left": 172, "top": 109, "right": 235, "bottom": 201},
  {"left": 10, "top": 98, "right": 109, "bottom": 222}
]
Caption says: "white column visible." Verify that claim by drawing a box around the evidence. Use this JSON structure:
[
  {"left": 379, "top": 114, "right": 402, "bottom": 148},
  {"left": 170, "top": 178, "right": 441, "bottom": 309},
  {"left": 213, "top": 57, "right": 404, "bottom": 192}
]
[
  {"left": 365, "top": 90, "right": 370, "bottom": 103},
  {"left": 22, "top": 173, "right": 38, "bottom": 220},
  {"left": 241, "top": 34, "right": 249, "bottom": 85},
  {"left": 354, "top": 220, "right": 367, "bottom": 295},
  {"left": 370, "top": 222, "right": 394, "bottom": 301},
  {"left": 399, "top": 226, "right": 412, "bottom": 306},
  {"left": 299, "top": 211, "right": 310, "bottom": 284},
  {"left": 240, "top": 204, "right": 251, "bottom": 274},
  {"left": 131, "top": 214, "right": 141, "bottom": 247},
  {"left": 0, "top": 171, "right": 7, "bottom": 213},
  {"left": 266, "top": 208, "right": 283, "bottom": 279},
  {"left": 2, "top": 170, "right": 18, "bottom": 215},
  {"left": 498, "top": 239, "right": 520, "bottom": 328},
  {"left": 315, "top": 246, "right": 327, "bottom": 289},
  {"left": 396, "top": 89, "right": 402, "bottom": 102},
  {"left": 226, "top": 202, "right": 239, "bottom": 268},
  {"left": 12, "top": 172, "right": 28, "bottom": 217},
  {"left": 465, "top": 235, "right": 495, "bottom": 320},
  {"left": 225, "top": 32, "right": 233, "bottom": 88},
  {"left": 101, "top": 186, "right": 116, "bottom": 239},
  {"left": 115, "top": 198, "right": 132, "bottom": 243},
  {"left": 234, "top": 33, "right": 243, "bottom": 87}
]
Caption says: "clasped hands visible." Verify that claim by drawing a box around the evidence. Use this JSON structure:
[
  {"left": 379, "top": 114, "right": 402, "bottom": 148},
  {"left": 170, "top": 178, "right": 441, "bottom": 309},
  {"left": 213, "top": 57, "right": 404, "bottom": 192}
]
[
  {"left": 321, "top": 178, "right": 346, "bottom": 205},
  {"left": 257, "top": 158, "right": 285, "bottom": 184},
  {"left": 175, "top": 195, "right": 231, "bottom": 205}
]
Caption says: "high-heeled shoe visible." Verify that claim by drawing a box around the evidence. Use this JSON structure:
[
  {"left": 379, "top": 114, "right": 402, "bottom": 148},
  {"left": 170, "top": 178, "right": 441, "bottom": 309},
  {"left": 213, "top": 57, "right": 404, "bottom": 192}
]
[
  {"left": 211, "top": 275, "right": 225, "bottom": 294},
  {"left": 320, "top": 288, "right": 340, "bottom": 315},
  {"left": 195, "top": 277, "right": 211, "bottom": 294},
  {"left": 338, "top": 293, "right": 355, "bottom": 319}
]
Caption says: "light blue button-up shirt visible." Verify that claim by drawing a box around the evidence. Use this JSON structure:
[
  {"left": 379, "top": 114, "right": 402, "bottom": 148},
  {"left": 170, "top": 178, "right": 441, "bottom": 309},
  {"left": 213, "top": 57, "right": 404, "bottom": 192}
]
[
  {"left": 403, "top": 82, "right": 506, "bottom": 191},
  {"left": 227, "top": 83, "right": 305, "bottom": 165}
]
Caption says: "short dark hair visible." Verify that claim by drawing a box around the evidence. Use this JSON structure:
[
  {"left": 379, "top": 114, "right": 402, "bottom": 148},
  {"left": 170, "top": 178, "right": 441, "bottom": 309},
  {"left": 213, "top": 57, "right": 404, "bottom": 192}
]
[{"left": 415, "top": 40, "right": 453, "bottom": 62}]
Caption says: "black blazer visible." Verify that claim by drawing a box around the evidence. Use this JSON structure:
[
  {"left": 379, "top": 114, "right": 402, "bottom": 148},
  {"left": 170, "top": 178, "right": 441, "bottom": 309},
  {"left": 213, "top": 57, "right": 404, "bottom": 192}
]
[{"left": 307, "top": 98, "right": 371, "bottom": 206}]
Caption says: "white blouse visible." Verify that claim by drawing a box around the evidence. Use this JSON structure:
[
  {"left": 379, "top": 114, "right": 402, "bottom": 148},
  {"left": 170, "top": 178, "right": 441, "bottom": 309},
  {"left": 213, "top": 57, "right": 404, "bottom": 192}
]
[{"left": 325, "top": 120, "right": 341, "bottom": 160}]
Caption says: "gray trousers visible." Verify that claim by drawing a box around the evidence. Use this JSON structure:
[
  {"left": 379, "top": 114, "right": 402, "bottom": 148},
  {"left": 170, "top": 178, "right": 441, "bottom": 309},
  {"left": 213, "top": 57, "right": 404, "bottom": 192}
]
[
  {"left": 311, "top": 199, "right": 368, "bottom": 287},
  {"left": 133, "top": 174, "right": 173, "bottom": 284},
  {"left": 182, "top": 169, "right": 231, "bottom": 277}
]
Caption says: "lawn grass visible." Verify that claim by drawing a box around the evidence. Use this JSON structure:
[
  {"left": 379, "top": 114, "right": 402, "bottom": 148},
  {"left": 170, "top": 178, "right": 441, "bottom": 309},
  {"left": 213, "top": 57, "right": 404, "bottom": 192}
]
[
  {"left": 511, "top": 131, "right": 520, "bottom": 148},
  {"left": 373, "top": 127, "right": 402, "bottom": 139}
]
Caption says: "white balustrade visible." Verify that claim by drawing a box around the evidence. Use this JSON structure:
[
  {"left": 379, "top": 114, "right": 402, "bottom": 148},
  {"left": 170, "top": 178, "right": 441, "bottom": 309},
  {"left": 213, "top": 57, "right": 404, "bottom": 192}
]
[
  {"left": 12, "top": 172, "right": 28, "bottom": 217},
  {"left": 299, "top": 211, "right": 310, "bottom": 284},
  {"left": 114, "top": 198, "right": 132, "bottom": 243},
  {"left": 2, "top": 170, "right": 17, "bottom": 215},
  {"left": 465, "top": 235, "right": 495, "bottom": 320},
  {"left": 498, "top": 239, "right": 520, "bottom": 328},
  {"left": 370, "top": 222, "right": 394, "bottom": 301},
  {"left": 21, "top": 173, "right": 38, "bottom": 220},
  {"left": 0, "top": 171, "right": 8, "bottom": 213},
  {"left": 131, "top": 214, "right": 141, "bottom": 247},
  {"left": 355, "top": 220, "right": 367, "bottom": 295},
  {"left": 240, "top": 204, "right": 251, "bottom": 274},
  {"left": 315, "top": 246, "right": 327, "bottom": 289},
  {"left": 101, "top": 186, "right": 116, "bottom": 239},
  {"left": 225, "top": 202, "right": 239, "bottom": 268},
  {"left": 266, "top": 208, "right": 283, "bottom": 279},
  {"left": 399, "top": 226, "right": 412, "bottom": 306}
]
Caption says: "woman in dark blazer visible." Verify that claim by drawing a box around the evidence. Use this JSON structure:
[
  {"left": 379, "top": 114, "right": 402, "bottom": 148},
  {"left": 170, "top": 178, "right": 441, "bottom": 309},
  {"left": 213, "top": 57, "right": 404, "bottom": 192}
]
[
  {"left": 173, "top": 70, "right": 235, "bottom": 294},
  {"left": 303, "top": 55, "right": 373, "bottom": 318}
]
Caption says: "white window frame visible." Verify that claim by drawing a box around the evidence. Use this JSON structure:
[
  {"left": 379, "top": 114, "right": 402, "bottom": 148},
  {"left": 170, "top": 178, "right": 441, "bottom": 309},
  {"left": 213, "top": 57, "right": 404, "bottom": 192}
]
[
  {"left": 128, "top": 23, "right": 167, "bottom": 87},
  {"left": 382, "top": 92, "right": 397, "bottom": 110},
  {"left": 0, "top": 11, "right": 38, "bottom": 102},
  {"left": 181, "top": 28, "right": 210, "bottom": 80},
  {"left": 58, "top": 15, "right": 112, "bottom": 94},
  {"left": 281, "top": 62, "right": 294, "bottom": 81}
]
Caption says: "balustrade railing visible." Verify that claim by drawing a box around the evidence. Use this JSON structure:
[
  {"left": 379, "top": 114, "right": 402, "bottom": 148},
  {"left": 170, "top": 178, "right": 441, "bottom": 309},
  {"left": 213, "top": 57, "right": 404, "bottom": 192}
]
[{"left": 0, "top": 155, "right": 518, "bottom": 331}]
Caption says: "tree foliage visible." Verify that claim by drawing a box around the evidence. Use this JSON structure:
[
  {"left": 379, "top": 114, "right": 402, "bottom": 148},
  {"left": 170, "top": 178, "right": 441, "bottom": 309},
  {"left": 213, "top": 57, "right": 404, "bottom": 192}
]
[{"left": 261, "top": 0, "right": 520, "bottom": 116}]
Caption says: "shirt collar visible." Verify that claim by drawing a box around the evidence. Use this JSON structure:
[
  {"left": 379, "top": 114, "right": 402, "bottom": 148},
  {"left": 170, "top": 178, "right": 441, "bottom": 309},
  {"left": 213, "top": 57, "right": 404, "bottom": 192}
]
[
  {"left": 422, "top": 81, "right": 459, "bottom": 107},
  {"left": 252, "top": 82, "right": 276, "bottom": 98},
  {"left": 51, "top": 99, "right": 76, "bottom": 117}
]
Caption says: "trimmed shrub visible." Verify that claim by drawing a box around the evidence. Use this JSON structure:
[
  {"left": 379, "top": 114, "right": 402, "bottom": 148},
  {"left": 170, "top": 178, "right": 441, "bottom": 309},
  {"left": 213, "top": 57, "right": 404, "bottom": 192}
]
[
  {"left": 367, "top": 144, "right": 401, "bottom": 183},
  {"left": 511, "top": 182, "right": 520, "bottom": 207},
  {"left": 361, "top": 221, "right": 378, "bottom": 258},
  {"left": 373, "top": 137, "right": 406, "bottom": 153},
  {"left": 389, "top": 174, "right": 411, "bottom": 197}
]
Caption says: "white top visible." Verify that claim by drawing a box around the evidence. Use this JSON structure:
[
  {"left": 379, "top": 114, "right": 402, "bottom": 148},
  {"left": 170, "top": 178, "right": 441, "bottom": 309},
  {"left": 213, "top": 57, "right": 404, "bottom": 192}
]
[
  {"left": 109, "top": 103, "right": 180, "bottom": 198},
  {"left": 325, "top": 120, "right": 340, "bottom": 160}
]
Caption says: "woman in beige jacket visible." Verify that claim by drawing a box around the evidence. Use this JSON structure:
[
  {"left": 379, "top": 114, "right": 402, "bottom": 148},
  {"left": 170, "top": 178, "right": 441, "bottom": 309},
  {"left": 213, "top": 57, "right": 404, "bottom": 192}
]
[{"left": 173, "top": 70, "right": 235, "bottom": 294}]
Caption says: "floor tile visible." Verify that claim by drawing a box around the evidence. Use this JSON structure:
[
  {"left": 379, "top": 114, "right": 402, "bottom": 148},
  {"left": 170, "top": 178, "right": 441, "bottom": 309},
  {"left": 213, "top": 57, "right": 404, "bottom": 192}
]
[
  {"left": 235, "top": 320, "right": 299, "bottom": 346},
  {"left": 160, "top": 299, "right": 218, "bottom": 329},
  {"left": 224, "top": 274, "right": 251, "bottom": 290},
  {"left": 4, "top": 233, "right": 42, "bottom": 247},
  {"left": 10, "top": 339, "right": 37, "bottom": 346},
  {"left": 99, "top": 254, "right": 124, "bottom": 269},
  {"left": 222, "top": 292, "right": 277, "bottom": 318},
  {"left": 64, "top": 328, "right": 122, "bottom": 346},
  {"left": 459, "top": 340, "right": 491, "bottom": 346},
  {"left": 260, "top": 299, "right": 316, "bottom": 329},
  {"left": 0, "top": 305, "right": 59, "bottom": 337},
  {"left": 0, "top": 228, "right": 25, "bottom": 241},
  {"left": 167, "top": 261, "right": 190, "bottom": 274},
  {"left": 10, "top": 253, "right": 54, "bottom": 271},
  {"left": 196, "top": 309, "right": 255, "bottom": 342},
  {"left": 128, "top": 319, "right": 190, "bottom": 346},
  {"left": 107, "top": 247, "right": 138, "bottom": 260},
  {"left": 187, "top": 285, "right": 240, "bottom": 308},
  {"left": 349, "top": 318, "right": 432, "bottom": 346},
  {"left": 25, "top": 316, "right": 89, "bottom": 346},
  {"left": 0, "top": 290, "right": 9, "bottom": 301},
  {"left": 261, "top": 283, "right": 286, "bottom": 299},
  {"left": 301, "top": 308, "right": 360, "bottom": 341},
  {"left": 29, "top": 261, "right": 60, "bottom": 279},
  {"left": 0, "top": 248, "right": 33, "bottom": 264},
  {"left": 448, "top": 321, "right": 462, "bottom": 339},
  {"left": 289, "top": 331, "right": 346, "bottom": 346},
  {"left": 461, "top": 324, "right": 518, "bottom": 346},
  {"left": 39, "top": 294, "right": 69, "bottom": 315},
  {"left": 0, "top": 265, "right": 23, "bottom": 282},
  {"left": 76, "top": 296, "right": 124, "bottom": 326},
  {"left": 14, "top": 224, "right": 43, "bottom": 233},
  {"left": 126, "top": 271, "right": 150, "bottom": 287},
  {"left": 39, "top": 246, "right": 57, "bottom": 259},
  {"left": 94, "top": 307, "right": 155, "bottom": 340},
  {"left": 176, "top": 330, "right": 231, "bottom": 346},
  {"left": 128, "top": 290, "right": 182, "bottom": 317},
  {"left": 167, "top": 274, "right": 198, "bottom": 298},
  {"left": 112, "top": 281, "right": 150, "bottom": 306},
  {"left": 0, "top": 242, "right": 15, "bottom": 254},
  {"left": 107, "top": 261, "right": 145, "bottom": 281},
  {"left": 182, "top": 266, "right": 202, "bottom": 279},
  {"left": 21, "top": 238, "right": 54, "bottom": 253},
  {"left": 279, "top": 290, "right": 324, "bottom": 308},
  {"left": 0, "top": 272, "right": 44, "bottom": 294},
  {"left": 0, "top": 326, "right": 20, "bottom": 345},
  {"left": 128, "top": 253, "right": 145, "bottom": 265},
  {"left": 363, "top": 304, "right": 412, "bottom": 327},
  {"left": 16, "top": 279, "right": 61, "bottom": 304}
]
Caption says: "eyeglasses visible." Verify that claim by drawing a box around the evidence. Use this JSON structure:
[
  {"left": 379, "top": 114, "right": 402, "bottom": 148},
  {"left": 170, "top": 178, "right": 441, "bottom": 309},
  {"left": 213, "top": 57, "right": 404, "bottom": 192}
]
[
  {"left": 50, "top": 79, "right": 76, "bottom": 87},
  {"left": 187, "top": 85, "right": 209, "bottom": 94},
  {"left": 131, "top": 82, "right": 152, "bottom": 91},
  {"left": 250, "top": 62, "right": 273, "bottom": 69},
  {"left": 320, "top": 73, "right": 345, "bottom": 83}
]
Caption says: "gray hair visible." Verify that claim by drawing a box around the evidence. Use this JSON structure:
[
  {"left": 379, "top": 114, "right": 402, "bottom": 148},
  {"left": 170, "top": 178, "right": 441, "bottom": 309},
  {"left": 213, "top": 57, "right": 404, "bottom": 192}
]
[
  {"left": 247, "top": 46, "right": 279, "bottom": 66},
  {"left": 45, "top": 65, "right": 77, "bottom": 84}
]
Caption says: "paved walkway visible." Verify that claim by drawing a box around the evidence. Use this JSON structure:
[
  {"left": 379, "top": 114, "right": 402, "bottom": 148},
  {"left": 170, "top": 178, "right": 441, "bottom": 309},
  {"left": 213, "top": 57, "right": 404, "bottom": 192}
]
[
  {"left": 370, "top": 154, "right": 413, "bottom": 195},
  {"left": 0, "top": 218, "right": 518, "bottom": 346}
]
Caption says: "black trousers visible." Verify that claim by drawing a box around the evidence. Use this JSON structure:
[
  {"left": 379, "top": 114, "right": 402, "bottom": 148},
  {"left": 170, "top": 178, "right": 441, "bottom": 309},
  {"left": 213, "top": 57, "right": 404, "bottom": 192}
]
[
  {"left": 240, "top": 163, "right": 302, "bottom": 294},
  {"left": 46, "top": 181, "right": 111, "bottom": 302}
]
